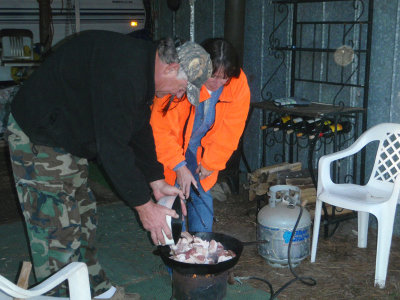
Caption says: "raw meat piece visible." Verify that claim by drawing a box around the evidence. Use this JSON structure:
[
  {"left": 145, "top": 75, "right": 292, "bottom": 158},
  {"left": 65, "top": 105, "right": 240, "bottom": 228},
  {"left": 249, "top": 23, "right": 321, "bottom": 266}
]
[{"left": 169, "top": 232, "right": 236, "bottom": 264}]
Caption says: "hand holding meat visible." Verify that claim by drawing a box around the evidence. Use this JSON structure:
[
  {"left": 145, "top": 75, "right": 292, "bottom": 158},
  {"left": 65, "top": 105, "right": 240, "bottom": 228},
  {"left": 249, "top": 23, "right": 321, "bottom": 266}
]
[{"left": 135, "top": 200, "right": 177, "bottom": 245}]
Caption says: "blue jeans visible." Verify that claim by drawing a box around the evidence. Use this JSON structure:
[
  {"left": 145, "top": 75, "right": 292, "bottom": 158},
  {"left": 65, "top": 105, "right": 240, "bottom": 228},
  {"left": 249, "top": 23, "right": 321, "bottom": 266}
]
[{"left": 183, "top": 149, "right": 214, "bottom": 233}]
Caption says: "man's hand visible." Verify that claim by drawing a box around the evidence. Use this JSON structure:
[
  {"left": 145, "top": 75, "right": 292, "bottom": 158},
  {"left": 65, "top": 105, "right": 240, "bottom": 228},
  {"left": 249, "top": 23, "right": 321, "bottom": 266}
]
[
  {"left": 135, "top": 200, "right": 177, "bottom": 245},
  {"left": 196, "top": 163, "right": 213, "bottom": 180},
  {"left": 176, "top": 165, "right": 198, "bottom": 199},
  {"left": 149, "top": 179, "right": 187, "bottom": 217},
  {"left": 150, "top": 179, "right": 184, "bottom": 200}
]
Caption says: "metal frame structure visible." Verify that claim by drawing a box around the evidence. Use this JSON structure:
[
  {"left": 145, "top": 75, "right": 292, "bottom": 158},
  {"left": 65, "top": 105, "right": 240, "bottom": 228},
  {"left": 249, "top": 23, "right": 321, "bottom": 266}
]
[{"left": 255, "top": 0, "right": 374, "bottom": 237}]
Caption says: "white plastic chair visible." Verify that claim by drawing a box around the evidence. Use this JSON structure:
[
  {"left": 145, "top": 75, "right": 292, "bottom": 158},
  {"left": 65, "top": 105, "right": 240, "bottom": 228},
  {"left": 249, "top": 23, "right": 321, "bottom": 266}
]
[
  {"left": 311, "top": 123, "right": 400, "bottom": 289},
  {"left": 0, "top": 262, "right": 91, "bottom": 300}
]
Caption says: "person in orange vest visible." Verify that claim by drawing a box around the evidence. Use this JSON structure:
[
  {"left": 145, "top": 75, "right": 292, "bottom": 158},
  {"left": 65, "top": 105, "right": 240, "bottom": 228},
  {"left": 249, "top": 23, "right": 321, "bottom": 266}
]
[{"left": 151, "top": 38, "right": 250, "bottom": 232}]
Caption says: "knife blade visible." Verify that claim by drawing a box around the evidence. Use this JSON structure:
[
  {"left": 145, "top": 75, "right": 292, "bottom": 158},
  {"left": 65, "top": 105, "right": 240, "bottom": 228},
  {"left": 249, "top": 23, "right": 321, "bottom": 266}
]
[
  {"left": 191, "top": 182, "right": 213, "bottom": 216},
  {"left": 191, "top": 182, "right": 201, "bottom": 197},
  {"left": 171, "top": 195, "right": 183, "bottom": 244}
]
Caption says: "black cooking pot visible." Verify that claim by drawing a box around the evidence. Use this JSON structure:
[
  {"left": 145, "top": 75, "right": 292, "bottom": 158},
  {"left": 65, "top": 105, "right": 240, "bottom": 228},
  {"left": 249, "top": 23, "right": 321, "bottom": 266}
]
[{"left": 158, "top": 232, "right": 263, "bottom": 275}]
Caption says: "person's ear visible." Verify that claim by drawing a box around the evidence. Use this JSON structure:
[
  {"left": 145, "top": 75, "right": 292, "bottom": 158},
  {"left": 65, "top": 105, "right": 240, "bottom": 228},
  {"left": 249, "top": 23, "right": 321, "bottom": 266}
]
[{"left": 165, "top": 63, "right": 180, "bottom": 75}]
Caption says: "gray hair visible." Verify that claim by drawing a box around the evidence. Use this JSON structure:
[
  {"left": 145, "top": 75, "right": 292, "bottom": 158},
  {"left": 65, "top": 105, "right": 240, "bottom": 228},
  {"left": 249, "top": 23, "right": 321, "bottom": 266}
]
[
  {"left": 158, "top": 38, "right": 187, "bottom": 81},
  {"left": 157, "top": 38, "right": 179, "bottom": 64}
]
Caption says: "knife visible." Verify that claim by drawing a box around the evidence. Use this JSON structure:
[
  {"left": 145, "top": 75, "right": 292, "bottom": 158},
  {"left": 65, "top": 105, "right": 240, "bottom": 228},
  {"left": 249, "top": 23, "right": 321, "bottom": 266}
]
[
  {"left": 186, "top": 195, "right": 208, "bottom": 229},
  {"left": 191, "top": 182, "right": 213, "bottom": 216},
  {"left": 171, "top": 195, "right": 183, "bottom": 244},
  {"left": 191, "top": 182, "right": 201, "bottom": 197}
]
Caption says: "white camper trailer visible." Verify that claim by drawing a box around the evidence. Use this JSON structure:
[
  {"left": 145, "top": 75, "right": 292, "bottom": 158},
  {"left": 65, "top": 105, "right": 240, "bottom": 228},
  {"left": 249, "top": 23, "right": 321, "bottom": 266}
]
[{"left": 0, "top": 0, "right": 146, "bottom": 80}]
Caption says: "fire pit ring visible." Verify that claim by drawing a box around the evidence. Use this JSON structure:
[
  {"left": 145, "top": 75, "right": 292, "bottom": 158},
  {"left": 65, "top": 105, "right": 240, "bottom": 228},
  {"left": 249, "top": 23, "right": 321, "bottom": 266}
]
[{"left": 172, "top": 270, "right": 230, "bottom": 300}]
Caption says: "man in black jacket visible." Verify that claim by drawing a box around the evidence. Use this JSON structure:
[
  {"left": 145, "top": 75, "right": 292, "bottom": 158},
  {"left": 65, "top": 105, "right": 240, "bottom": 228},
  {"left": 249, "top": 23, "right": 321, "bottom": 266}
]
[{"left": 7, "top": 30, "right": 211, "bottom": 299}]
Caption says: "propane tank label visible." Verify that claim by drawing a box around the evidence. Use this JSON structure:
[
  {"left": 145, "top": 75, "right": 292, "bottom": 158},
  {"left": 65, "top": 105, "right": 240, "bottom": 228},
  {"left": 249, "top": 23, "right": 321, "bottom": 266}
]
[{"left": 283, "top": 229, "right": 309, "bottom": 243}]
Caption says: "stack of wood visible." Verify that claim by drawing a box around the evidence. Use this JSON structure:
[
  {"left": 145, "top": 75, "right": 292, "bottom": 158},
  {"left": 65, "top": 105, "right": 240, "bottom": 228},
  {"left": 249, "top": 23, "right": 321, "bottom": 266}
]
[
  {"left": 276, "top": 168, "right": 317, "bottom": 205},
  {"left": 247, "top": 163, "right": 354, "bottom": 218},
  {"left": 246, "top": 162, "right": 316, "bottom": 205}
]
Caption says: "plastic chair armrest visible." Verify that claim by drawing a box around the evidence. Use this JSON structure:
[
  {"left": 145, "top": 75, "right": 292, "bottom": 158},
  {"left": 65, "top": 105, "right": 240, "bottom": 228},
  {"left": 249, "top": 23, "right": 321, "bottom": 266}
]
[
  {"left": 30, "top": 262, "right": 91, "bottom": 299},
  {"left": 318, "top": 136, "right": 370, "bottom": 192}
]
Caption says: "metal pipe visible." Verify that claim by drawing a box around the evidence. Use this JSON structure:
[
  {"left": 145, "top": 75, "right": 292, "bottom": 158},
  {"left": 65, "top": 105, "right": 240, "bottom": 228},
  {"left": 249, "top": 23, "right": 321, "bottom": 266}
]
[
  {"left": 172, "top": 11, "right": 176, "bottom": 38},
  {"left": 75, "top": 0, "right": 80, "bottom": 33},
  {"left": 37, "top": 0, "right": 52, "bottom": 51},
  {"left": 224, "top": 0, "right": 246, "bottom": 67},
  {"left": 189, "top": 0, "right": 196, "bottom": 42}
]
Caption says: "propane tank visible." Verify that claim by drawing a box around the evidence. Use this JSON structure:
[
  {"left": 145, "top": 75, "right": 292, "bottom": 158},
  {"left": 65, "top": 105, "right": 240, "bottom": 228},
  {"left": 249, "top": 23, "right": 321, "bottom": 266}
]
[{"left": 257, "top": 185, "right": 311, "bottom": 268}]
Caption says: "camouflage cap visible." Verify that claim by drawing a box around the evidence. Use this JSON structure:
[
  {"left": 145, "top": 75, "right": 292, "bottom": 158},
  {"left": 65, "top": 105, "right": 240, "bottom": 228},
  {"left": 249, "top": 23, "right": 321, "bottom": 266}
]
[{"left": 177, "top": 41, "right": 212, "bottom": 106}]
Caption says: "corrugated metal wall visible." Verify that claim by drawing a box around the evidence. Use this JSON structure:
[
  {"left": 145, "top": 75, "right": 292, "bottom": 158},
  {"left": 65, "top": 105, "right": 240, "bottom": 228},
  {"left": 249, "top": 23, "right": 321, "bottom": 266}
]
[{"left": 153, "top": 0, "right": 400, "bottom": 232}]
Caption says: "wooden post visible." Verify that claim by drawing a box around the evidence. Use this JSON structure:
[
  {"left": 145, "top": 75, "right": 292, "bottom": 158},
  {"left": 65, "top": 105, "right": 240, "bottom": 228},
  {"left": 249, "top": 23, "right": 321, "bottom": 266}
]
[{"left": 14, "top": 261, "right": 32, "bottom": 300}]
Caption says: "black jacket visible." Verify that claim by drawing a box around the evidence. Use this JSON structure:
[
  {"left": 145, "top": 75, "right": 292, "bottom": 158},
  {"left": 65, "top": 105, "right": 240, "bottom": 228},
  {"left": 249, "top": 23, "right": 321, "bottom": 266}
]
[{"left": 11, "top": 30, "right": 164, "bottom": 208}]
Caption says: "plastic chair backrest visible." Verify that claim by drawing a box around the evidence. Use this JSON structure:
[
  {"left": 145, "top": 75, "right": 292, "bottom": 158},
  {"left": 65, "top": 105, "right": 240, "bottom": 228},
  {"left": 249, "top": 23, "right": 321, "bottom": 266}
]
[{"left": 366, "top": 123, "right": 400, "bottom": 194}]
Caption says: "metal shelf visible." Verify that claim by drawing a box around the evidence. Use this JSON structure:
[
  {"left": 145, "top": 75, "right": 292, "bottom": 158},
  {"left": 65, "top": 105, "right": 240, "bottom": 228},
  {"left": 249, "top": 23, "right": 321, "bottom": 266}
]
[
  {"left": 261, "top": 0, "right": 373, "bottom": 166},
  {"left": 274, "top": 47, "right": 367, "bottom": 53},
  {"left": 251, "top": 101, "right": 365, "bottom": 118},
  {"left": 257, "top": 0, "right": 374, "bottom": 238},
  {"left": 272, "top": 0, "right": 364, "bottom": 3}
]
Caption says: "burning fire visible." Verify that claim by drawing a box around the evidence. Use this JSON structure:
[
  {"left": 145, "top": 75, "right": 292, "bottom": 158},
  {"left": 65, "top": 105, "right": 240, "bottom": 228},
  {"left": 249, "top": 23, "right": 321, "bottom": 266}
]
[{"left": 191, "top": 273, "right": 213, "bottom": 278}]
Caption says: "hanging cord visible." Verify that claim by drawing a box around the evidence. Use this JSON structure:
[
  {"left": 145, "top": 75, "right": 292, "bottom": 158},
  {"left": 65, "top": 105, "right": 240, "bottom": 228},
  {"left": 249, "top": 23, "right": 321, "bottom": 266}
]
[{"left": 235, "top": 203, "right": 317, "bottom": 299}]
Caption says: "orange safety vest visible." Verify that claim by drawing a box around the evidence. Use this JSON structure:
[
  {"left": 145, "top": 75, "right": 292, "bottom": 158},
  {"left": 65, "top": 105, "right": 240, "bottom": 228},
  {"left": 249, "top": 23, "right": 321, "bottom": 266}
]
[{"left": 150, "top": 69, "right": 250, "bottom": 191}]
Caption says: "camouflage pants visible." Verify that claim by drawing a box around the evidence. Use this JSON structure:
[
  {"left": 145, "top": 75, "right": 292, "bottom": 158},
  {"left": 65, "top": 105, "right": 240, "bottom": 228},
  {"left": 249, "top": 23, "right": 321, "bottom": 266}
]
[{"left": 6, "top": 113, "right": 111, "bottom": 296}]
